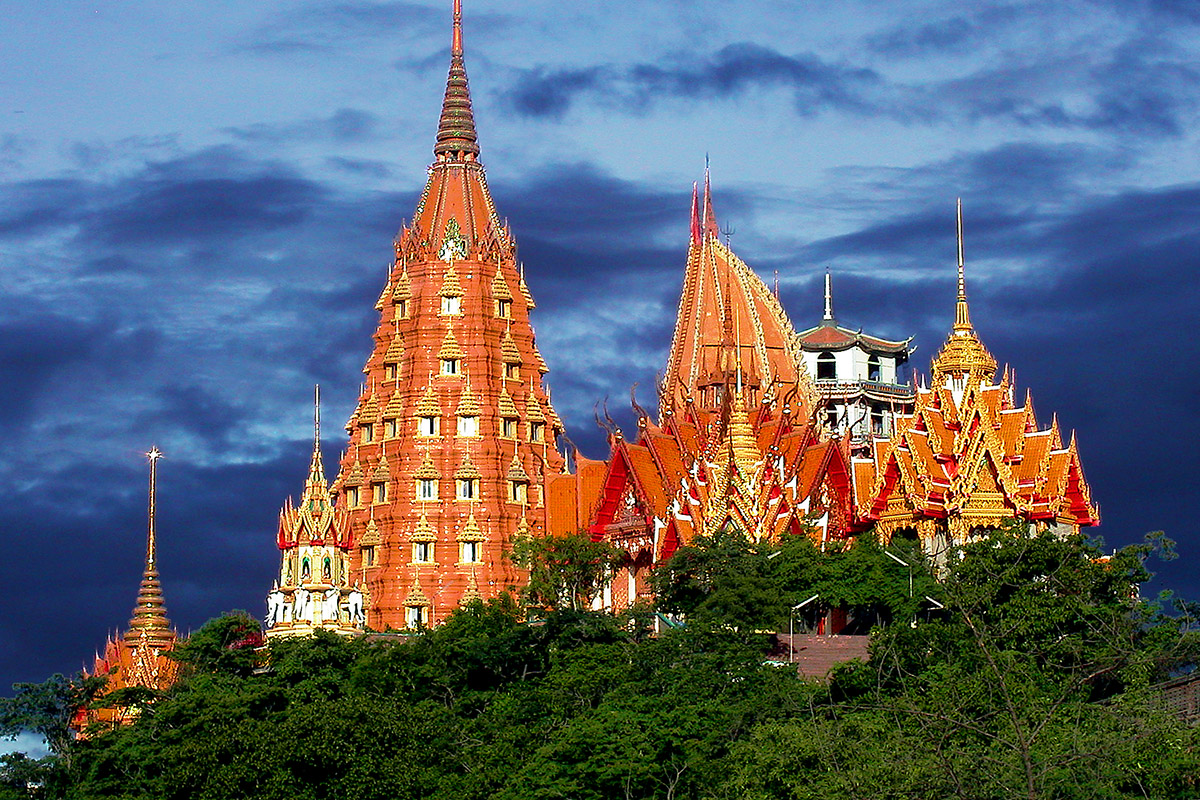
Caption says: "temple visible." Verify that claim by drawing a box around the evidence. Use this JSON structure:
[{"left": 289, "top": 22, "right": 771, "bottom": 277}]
[
  {"left": 74, "top": 448, "right": 178, "bottom": 734},
  {"left": 266, "top": 388, "right": 364, "bottom": 637},
  {"left": 853, "top": 202, "right": 1099, "bottom": 558},
  {"left": 252, "top": 4, "right": 1100, "bottom": 626},
  {"left": 332, "top": 0, "right": 564, "bottom": 629}
]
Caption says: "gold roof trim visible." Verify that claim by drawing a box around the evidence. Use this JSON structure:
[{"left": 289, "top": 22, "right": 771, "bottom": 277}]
[
  {"left": 438, "top": 329, "right": 464, "bottom": 361},
  {"left": 440, "top": 265, "right": 465, "bottom": 298}
]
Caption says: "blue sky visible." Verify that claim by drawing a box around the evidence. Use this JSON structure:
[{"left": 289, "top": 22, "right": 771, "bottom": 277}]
[{"left": 2, "top": 0, "right": 1199, "bottom": 701}]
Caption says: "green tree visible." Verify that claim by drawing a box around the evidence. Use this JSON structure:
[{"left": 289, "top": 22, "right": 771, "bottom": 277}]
[
  {"left": 0, "top": 672, "right": 105, "bottom": 782},
  {"left": 509, "top": 531, "right": 621, "bottom": 612}
]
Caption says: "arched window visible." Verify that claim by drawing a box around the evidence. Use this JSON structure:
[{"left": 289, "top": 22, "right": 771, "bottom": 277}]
[
  {"left": 867, "top": 354, "right": 881, "bottom": 382},
  {"left": 817, "top": 352, "right": 836, "bottom": 380}
]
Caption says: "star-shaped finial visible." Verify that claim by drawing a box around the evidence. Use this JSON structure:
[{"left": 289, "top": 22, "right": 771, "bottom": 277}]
[{"left": 147, "top": 446, "right": 164, "bottom": 463}]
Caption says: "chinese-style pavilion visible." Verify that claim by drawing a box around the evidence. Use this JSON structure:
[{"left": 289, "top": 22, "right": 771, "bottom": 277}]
[
  {"left": 797, "top": 271, "right": 914, "bottom": 446},
  {"left": 853, "top": 203, "right": 1099, "bottom": 558},
  {"left": 334, "top": 0, "right": 564, "bottom": 629},
  {"left": 75, "top": 448, "right": 178, "bottom": 734}
]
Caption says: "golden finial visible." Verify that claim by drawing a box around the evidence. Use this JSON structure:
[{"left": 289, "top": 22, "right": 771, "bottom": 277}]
[{"left": 954, "top": 198, "right": 972, "bottom": 334}]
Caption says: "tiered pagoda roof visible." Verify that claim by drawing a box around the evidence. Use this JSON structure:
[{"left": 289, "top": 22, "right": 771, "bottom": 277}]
[{"left": 76, "top": 449, "right": 178, "bottom": 734}]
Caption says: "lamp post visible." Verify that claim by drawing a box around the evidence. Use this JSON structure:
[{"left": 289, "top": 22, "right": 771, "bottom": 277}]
[
  {"left": 790, "top": 594, "right": 819, "bottom": 663},
  {"left": 884, "top": 550, "right": 914, "bottom": 626}
]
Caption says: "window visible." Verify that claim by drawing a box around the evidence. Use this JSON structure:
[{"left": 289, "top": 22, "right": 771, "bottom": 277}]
[
  {"left": 867, "top": 354, "right": 881, "bottom": 382},
  {"left": 384, "top": 419, "right": 398, "bottom": 438},
  {"left": 384, "top": 363, "right": 398, "bottom": 381},
  {"left": 418, "top": 416, "right": 439, "bottom": 437},
  {"left": 373, "top": 482, "right": 388, "bottom": 504},
  {"left": 871, "top": 405, "right": 885, "bottom": 435},
  {"left": 510, "top": 481, "right": 528, "bottom": 504},
  {"left": 406, "top": 605, "right": 427, "bottom": 627},
  {"left": 461, "top": 541, "right": 480, "bottom": 563},
  {"left": 496, "top": 298, "right": 511, "bottom": 318},
  {"left": 456, "top": 478, "right": 478, "bottom": 500},
  {"left": 530, "top": 422, "right": 545, "bottom": 443},
  {"left": 417, "top": 479, "right": 438, "bottom": 501},
  {"left": 395, "top": 299, "right": 407, "bottom": 319},
  {"left": 441, "top": 296, "right": 461, "bottom": 315},
  {"left": 441, "top": 358, "right": 460, "bottom": 375},
  {"left": 817, "top": 352, "right": 836, "bottom": 380},
  {"left": 346, "top": 486, "right": 360, "bottom": 508},
  {"left": 362, "top": 546, "right": 376, "bottom": 567},
  {"left": 825, "top": 407, "right": 838, "bottom": 429},
  {"left": 413, "top": 542, "right": 433, "bottom": 563},
  {"left": 505, "top": 363, "right": 519, "bottom": 380},
  {"left": 457, "top": 415, "right": 479, "bottom": 437},
  {"left": 361, "top": 423, "right": 374, "bottom": 443},
  {"left": 501, "top": 418, "right": 518, "bottom": 438}
]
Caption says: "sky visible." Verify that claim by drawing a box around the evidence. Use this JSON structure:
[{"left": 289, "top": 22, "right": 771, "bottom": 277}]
[{"left": 2, "top": 0, "right": 1199, "bottom": 703}]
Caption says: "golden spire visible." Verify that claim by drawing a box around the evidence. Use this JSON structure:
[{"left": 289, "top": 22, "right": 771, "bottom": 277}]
[
  {"left": 126, "top": 447, "right": 173, "bottom": 648},
  {"left": 954, "top": 198, "right": 972, "bottom": 334},
  {"left": 307, "top": 385, "right": 326, "bottom": 488}
]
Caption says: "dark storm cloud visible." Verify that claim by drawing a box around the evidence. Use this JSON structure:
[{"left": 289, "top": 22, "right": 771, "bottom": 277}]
[
  {"left": 84, "top": 150, "right": 326, "bottom": 245},
  {"left": 866, "top": 5, "right": 1023, "bottom": 57},
  {"left": 226, "top": 109, "right": 381, "bottom": 145},
  {"left": 507, "top": 44, "right": 882, "bottom": 119},
  {"left": 493, "top": 162, "right": 751, "bottom": 252},
  {"left": 135, "top": 386, "right": 251, "bottom": 450},
  {"left": 326, "top": 156, "right": 394, "bottom": 178},
  {"left": 0, "top": 310, "right": 104, "bottom": 428},
  {"left": 0, "top": 178, "right": 91, "bottom": 237}
]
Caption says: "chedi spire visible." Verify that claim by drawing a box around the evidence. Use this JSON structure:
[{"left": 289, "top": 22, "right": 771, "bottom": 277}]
[
  {"left": 126, "top": 446, "right": 172, "bottom": 649},
  {"left": 434, "top": 0, "right": 480, "bottom": 160}
]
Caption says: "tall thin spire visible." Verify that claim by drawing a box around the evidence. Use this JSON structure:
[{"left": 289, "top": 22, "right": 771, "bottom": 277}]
[
  {"left": 127, "top": 447, "right": 172, "bottom": 647},
  {"left": 823, "top": 269, "right": 835, "bottom": 322},
  {"left": 954, "top": 198, "right": 972, "bottom": 333},
  {"left": 690, "top": 182, "right": 701, "bottom": 245},
  {"left": 434, "top": 0, "right": 480, "bottom": 160},
  {"left": 702, "top": 160, "right": 719, "bottom": 240},
  {"left": 308, "top": 385, "right": 325, "bottom": 487}
]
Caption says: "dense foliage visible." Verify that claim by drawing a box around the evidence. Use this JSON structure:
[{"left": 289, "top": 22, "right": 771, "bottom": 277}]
[{"left": 3, "top": 527, "right": 1198, "bottom": 799}]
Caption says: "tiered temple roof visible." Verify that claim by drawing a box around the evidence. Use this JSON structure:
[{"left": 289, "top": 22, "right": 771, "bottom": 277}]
[
  {"left": 853, "top": 203, "right": 1098, "bottom": 551},
  {"left": 578, "top": 177, "right": 850, "bottom": 608},
  {"left": 336, "top": 0, "right": 564, "bottom": 628}
]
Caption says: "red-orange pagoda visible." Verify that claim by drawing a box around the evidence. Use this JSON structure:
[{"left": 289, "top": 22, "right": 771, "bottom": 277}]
[{"left": 334, "top": 0, "right": 564, "bottom": 629}]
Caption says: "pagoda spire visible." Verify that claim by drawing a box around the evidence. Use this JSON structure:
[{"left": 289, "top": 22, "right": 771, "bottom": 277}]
[
  {"left": 954, "top": 198, "right": 972, "bottom": 334},
  {"left": 823, "top": 269, "right": 835, "bottom": 323},
  {"left": 434, "top": 0, "right": 480, "bottom": 160},
  {"left": 702, "top": 160, "right": 719, "bottom": 240},
  {"left": 126, "top": 446, "right": 172, "bottom": 648},
  {"left": 307, "top": 384, "right": 325, "bottom": 488}
]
